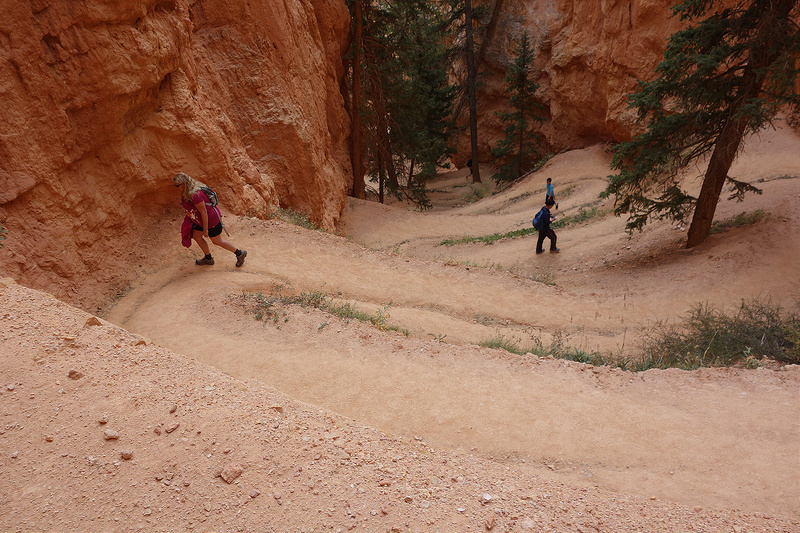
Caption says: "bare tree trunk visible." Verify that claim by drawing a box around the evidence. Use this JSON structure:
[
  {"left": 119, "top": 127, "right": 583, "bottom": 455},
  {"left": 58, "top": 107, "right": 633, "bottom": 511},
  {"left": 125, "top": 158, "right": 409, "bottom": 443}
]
[
  {"left": 386, "top": 156, "right": 399, "bottom": 190},
  {"left": 448, "top": 0, "right": 504, "bottom": 135},
  {"left": 350, "top": 0, "right": 366, "bottom": 199},
  {"left": 372, "top": 73, "right": 398, "bottom": 192},
  {"left": 378, "top": 151, "right": 385, "bottom": 204},
  {"left": 465, "top": 0, "right": 481, "bottom": 183},
  {"left": 516, "top": 120, "right": 524, "bottom": 179},
  {"left": 685, "top": 114, "right": 749, "bottom": 247}
]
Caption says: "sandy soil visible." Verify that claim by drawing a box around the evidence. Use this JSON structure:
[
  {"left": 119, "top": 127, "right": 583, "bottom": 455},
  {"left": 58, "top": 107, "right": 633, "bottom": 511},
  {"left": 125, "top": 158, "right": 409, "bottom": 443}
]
[{"left": 1, "top": 124, "right": 798, "bottom": 532}]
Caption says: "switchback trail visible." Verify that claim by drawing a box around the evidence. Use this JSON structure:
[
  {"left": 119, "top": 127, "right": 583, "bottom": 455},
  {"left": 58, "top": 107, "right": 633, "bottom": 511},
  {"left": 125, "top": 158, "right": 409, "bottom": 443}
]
[{"left": 106, "top": 132, "right": 800, "bottom": 517}]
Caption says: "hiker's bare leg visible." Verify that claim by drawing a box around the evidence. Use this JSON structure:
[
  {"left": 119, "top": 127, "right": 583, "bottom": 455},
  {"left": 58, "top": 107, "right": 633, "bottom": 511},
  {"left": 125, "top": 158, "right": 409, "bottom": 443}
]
[
  {"left": 210, "top": 235, "right": 237, "bottom": 253},
  {"left": 192, "top": 231, "right": 211, "bottom": 255}
]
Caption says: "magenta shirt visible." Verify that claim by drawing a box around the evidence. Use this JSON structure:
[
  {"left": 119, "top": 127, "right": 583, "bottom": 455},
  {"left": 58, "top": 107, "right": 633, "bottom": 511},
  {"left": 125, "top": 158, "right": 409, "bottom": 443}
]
[{"left": 181, "top": 190, "right": 221, "bottom": 228}]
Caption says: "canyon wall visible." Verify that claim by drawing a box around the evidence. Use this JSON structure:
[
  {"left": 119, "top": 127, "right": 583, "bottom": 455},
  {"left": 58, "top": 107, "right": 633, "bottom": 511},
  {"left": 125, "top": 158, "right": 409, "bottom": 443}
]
[
  {"left": 0, "top": 0, "right": 732, "bottom": 308},
  {"left": 0, "top": 0, "right": 351, "bottom": 309},
  {"left": 453, "top": 0, "right": 687, "bottom": 161}
]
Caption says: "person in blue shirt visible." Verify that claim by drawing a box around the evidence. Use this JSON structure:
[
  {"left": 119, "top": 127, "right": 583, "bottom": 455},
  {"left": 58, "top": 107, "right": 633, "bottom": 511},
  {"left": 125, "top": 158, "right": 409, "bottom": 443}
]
[
  {"left": 536, "top": 198, "right": 559, "bottom": 254},
  {"left": 545, "top": 177, "right": 557, "bottom": 208}
]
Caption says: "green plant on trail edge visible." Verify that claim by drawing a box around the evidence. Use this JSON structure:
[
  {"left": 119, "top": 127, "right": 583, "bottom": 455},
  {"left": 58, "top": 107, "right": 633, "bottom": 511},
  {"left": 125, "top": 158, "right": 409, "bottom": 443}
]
[
  {"left": 552, "top": 204, "right": 606, "bottom": 229},
  {"left": 439, "top": 201, "right": 609, "bottom": 247},
  {"left": 245, "top": 206, "right": 320, "bottom": 230},
  {"left": 478, "top": 333, "right": 615, "bottom": 367},
  {"left": 439, "top": 227, "right": 537, "bottom": 247},
  {"left": 479, "top": 299, "right": 798, "bottom": 371},
  {"left": 557, "top": 184, "right": 575, "bottom": 200},
  {"left": 710, "top": 209, "right": 767, "bottom": 234},
  {"left": 526, "top": 267, "right": 556, "bottom": 286},
  {"left": 638, "top": 299, "right": 799, "bottom": 369},
  {"left": 270, "top": 207, "right": 319, "bottom": 230},
  {"left": 462, "top": 183, "right": 490, "bottom": 204},
  {"left": 478, "top": 335, "right": 527, "bottom": 355},
  {"left": 0, "top": 223, "right": 5, "bottom": 247},
  {"left": 238, "top": 285, "right": 406, "bottom": 334}
]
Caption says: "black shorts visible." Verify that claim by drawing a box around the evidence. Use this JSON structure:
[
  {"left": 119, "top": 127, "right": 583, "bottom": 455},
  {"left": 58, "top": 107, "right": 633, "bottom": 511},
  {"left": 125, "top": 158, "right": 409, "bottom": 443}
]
[{"left": 192, "top": 222, "right": 224, "bottom": 238}]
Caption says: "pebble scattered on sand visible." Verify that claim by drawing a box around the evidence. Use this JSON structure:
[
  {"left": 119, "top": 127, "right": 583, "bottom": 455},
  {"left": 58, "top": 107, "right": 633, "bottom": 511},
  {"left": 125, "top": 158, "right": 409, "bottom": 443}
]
[{"left": 220, "top": 463, "right": 243, "bottom": 484}]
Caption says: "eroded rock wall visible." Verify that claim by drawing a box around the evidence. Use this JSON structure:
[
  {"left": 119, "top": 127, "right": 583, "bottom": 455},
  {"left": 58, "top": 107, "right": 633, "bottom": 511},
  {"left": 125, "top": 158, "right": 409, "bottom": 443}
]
[
  {"left": 0, "top": 0, "right": 351, "bottom": 309},
  {"left": 454, "top": 0, "right": 686, "bottom": 161}
]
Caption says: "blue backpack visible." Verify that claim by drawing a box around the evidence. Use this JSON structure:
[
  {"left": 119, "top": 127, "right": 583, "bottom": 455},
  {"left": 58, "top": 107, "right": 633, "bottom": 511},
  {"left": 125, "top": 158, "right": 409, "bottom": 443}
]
[{"left": 532, "top": 208, "right": 545, "bottom": 230}]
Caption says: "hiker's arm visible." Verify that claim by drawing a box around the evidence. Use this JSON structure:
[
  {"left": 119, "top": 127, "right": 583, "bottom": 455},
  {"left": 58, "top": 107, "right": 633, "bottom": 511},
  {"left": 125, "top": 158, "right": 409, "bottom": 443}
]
[{"left": 194, "top": 199, "right": 209, "bottom": 237}]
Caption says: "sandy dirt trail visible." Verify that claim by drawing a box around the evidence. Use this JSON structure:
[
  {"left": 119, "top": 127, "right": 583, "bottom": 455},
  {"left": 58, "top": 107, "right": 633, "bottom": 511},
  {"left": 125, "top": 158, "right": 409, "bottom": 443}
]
[{"left": 106, "top": 126, "right": 800, "bottom": 518}]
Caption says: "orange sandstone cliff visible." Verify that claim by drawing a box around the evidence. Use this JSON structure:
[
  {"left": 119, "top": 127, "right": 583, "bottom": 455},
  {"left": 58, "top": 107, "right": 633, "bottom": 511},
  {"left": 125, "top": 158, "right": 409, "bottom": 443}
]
[
  {"left": 0, "top": 0, "right": 351, "bottom": 308},
  {"left": 453, "top": 0, "right": 686, "bottom": 160}
]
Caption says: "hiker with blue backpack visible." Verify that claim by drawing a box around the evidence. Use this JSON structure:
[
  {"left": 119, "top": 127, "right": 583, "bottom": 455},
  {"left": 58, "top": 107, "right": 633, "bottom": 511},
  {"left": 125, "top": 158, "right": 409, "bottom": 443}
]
[
  {"left": 533, "top": 197, "right": 559, "bottom": 254},
  {"left": 173, "top": 172, "right": 247, "bottom": 267}
]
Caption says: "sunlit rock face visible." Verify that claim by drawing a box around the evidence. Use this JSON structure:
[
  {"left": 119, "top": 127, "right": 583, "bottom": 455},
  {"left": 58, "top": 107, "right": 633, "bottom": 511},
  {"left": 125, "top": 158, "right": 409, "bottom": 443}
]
[
  {"left": 0, "top": 0, "right": 351, "bottom": 307},
  {"left": 453, "top": 0, "right": 686, "bottom": 162}
]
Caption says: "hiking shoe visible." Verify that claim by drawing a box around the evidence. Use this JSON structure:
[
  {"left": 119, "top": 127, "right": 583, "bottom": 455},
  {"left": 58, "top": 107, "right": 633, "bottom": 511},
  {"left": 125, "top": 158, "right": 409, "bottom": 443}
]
[
  {"left": 550, "top": 248, "right": 560, "bottom": 253},
  {"left": 196, "top": 256, "right": 214, "bottom": 265},
  {"left": 235, "top": 249, "right": 247, "bottom": 267},
  {"left": 536, "top": 250, "right": 545, "bottom": 254}
]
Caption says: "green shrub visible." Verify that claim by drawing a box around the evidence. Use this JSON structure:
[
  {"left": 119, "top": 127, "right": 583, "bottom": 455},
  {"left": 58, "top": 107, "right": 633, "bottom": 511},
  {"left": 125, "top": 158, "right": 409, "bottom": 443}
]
[
  {"left": 478, "top": 300, "right": 800, "bottom": 371},
  {"left": 239, "top": 286, "right": 404, "bottom": 333},
  {"left": 638, "top": 299, "right": 799, "bottom": 369},
  {"left": 710, "top": 209, "right": 767, "bottom": 234},
  {"left": 478, "top": 335, "right": 527, "bottom": 355},
  {"left": 479, "top": 332, "right": 615, "bottom": 366},
  {"left": 552, "top": 204, "right": 605, "bottom": 228},
  {"left": 462, "top": 183, "right": 490, "bottom": 204}
]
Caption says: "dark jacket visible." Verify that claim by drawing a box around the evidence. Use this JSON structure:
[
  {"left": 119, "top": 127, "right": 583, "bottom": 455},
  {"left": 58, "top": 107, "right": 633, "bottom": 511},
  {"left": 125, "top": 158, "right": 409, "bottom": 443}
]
[{"left": 538, "top": 206, "right": 552, "bottom": 232}]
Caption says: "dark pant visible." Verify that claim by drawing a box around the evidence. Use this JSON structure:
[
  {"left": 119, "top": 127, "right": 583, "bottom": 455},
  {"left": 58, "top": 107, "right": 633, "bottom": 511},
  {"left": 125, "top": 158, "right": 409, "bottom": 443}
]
[
  {"left": 537, "top": 228, "right": 557, "bottom": 252},
  {"left": 192, "top": 221, "right": 224, "bottom": 238}
]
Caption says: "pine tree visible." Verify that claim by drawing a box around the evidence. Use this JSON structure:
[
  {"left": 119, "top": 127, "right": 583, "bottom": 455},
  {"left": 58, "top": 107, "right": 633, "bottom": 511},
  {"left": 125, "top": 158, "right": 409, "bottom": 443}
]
[
  {"left": 446, "top": 0, "right": 503, "bottom": 184},
  {"left": 393, "top": 3, "right": 455, "bottom": 207},
  {"left": 603, "top": 0, "right": 799, "bottom": 247},
  {"left": 351, "top": 0, "right": 454, "bottom": 208},
  {"left": 463, "top": 0, "right": 482, "bottom": 183},
  {"left": 491, "top": 33, "right": 546, "bottom": 184}
]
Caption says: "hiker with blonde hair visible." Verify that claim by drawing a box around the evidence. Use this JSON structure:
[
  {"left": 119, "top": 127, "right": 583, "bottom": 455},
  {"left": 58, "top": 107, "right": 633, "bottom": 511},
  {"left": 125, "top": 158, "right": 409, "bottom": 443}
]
[{"left": 173, "top": 172, "right": 247, "bottom": 267}]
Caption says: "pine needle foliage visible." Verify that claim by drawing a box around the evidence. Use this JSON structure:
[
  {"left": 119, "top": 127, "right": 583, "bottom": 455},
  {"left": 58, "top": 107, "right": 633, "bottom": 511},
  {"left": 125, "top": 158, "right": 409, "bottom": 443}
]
[
  {"left": 603, "top": 0, "right": 799, "bottom": 245},
  {"left": 491, "top": 33, "right": 546, "bottom": 184},
  {"left": 352, "top": 0, "right": 455, "bottom": 209}
]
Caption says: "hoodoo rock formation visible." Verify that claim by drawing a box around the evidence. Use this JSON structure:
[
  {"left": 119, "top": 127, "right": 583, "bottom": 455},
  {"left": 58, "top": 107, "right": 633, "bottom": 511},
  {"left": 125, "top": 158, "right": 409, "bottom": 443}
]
[
  {"left": 0, "top": 0, "right": 351, "bottom": 308},
  {"left": 453, "top": 0, "right": 687, "bottom": 160}
]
